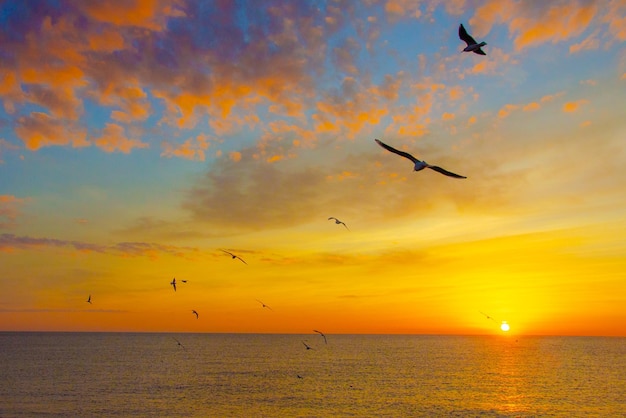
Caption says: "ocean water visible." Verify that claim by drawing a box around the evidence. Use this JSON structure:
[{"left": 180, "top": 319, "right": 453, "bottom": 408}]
[{"left": 0, "top": 333, "right": 624, "bottom": 417}]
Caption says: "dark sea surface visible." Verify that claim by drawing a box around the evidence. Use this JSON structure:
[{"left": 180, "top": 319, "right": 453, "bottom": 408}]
[{"left": 0, "top": 333, "right": 624, "bottom": 417}]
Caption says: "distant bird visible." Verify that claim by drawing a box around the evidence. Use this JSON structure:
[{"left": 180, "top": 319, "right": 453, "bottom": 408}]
[
  {"left": 459, "top": 23, "right": 487, "bottom": 55},
  {"left": 221, "top": 249, "right": 247, "bottom": 264},
  {"left": 480, "top": 311, "right": 498, "bottom": 323},
  {"left": 181, "top": 280, "right": 188, "bottom": 283},
  {"left": 297, "top": 374, "right": 303, "bottom": 379},
  {"left": 302, "top": 340, "right": 313, "bottom": 350},
  {"left": 328, "top": 217, "right": 349, "bottom": 230},
  {"left": 192, "top": 310, "right": 199, "bottom": 319},
  {"left": 86, "top": 294, "right": 92, "bottom": 304},
  {"left": 173, "top": 337, "right": 186, "bottom": 349},
  {"left": 256, "top": 300, "right": 273, "bottom": 311},
  {"left": 375, "top": 139, "right": 466, "bottom": 179},
  {"left": 170, "top": 278, "right": 177, "bottom": 292},
  {"left": 313, "top": 329, "right": 327, "bottom": 344}
]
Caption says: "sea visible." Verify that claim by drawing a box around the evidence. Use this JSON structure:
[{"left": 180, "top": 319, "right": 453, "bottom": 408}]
[{"left": 0, "top": 333, "right": 624, "bottom": 417}]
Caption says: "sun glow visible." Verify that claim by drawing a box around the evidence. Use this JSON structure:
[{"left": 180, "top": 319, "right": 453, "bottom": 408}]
[{"left": 500, "top": 322, "right": 510, "bottom": 332}]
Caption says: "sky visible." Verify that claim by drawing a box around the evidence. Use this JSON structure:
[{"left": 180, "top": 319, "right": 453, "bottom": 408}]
[{"left": 1, "top": 0, "right": 625, "bottom": 336}]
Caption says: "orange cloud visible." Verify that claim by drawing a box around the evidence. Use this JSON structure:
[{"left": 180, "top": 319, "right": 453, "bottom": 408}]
[
  {"left": 498, "top": 104, "right": 519, "bottom": 119},
  {"left": 15, "top": 112, "right": 88, "bottom": 150},
  {"left": 76, "top": 0, "right": 185, "bottom": 31},
  {"left": 384, "top": 0, "right": 422, "bottom": 20},
  {"left": 93, "top": 123, "right": 148, "bottom": 153},
  {"left": 442, "top": 112, "right": 455, "bottom": 121},
  {"left": 471, "top": 1, "right": 600, "bottom": 51},
  {"left": 229, "top": 151, "right": 242, "bottom": 162},
  {"left": 562, "top": 99, "right": 589, "bottom": 113},
  {"left": 161, "top": 134, "right": 214, "bottom": 161},
  {"left": 523, "top": 102, "right": 541, "bottom": 112}
]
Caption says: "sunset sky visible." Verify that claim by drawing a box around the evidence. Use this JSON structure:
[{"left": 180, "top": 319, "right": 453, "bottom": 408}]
[{"left": 1, "top": 0, "right": 625, "bottom": 336}]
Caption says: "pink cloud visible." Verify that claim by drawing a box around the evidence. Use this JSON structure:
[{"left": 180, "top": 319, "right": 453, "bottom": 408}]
[{"left": 0, "top": 195, "right": 27, "bottom": 228}]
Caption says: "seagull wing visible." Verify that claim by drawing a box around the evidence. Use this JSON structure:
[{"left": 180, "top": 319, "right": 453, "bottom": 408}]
[
  {"left": 375, "top": 139, "right": 420, "bottom": 163},
  {"left": 427, "top": 165, "right": 467, "bottom": 179},
  {"left": 473, "top": 48, "right": 486, "bottom": 56},
  {"left": 458, "top": 24, "right": 477, "bottom": 46},
  {"left": 328, "top": 217, "right": 337, "bottom": 221},
  {"left": 221, "top": 249, "right": 234, "bottom": 256},
  {"left": 314, "top": 330, "right": 327, "bottom": 344},
  {"left": 236, "top": 256, "right": 247, "bottom": 265}
]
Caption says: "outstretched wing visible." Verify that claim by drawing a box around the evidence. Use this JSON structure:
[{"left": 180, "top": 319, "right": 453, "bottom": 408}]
[
  {"left": 236, "top": 256, "right": 247, "bottom": 265},
  {"left": 375, "top": 139, "right": 419, "bottom": 163},
  {"left": 458, "top": 24, "right": 477, "bottom": 46},
  {"left": 473, "top": 48, "right": 486, "bottom": 56},
  {"left": 427, "top": 165, "right": 466, "bottom": 179}
]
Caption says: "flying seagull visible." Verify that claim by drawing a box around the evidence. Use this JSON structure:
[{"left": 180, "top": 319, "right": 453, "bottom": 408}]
[
  {"left": 172, "top": 337, "right": 186, "bottom": 350},
  {"left": 256, "top": 299, "right": 273, "bottom": 311},
  {"left": 181, "top": 280, "right": 188, "bottom": 283},
  {"left": 170, "top": 278, "right": 176, "bottom": 292},
  {"left": 313, "top": 329, "right": 327, "bottom": 345},
  {"left": 221, "top": 249, "right": 247, "bottom": 264},
  {"left": 328, "top": 217, "right": 349, "bottom": 230},
  {"left": 86, "top": 294, "right": 92, "bottom": 304},
  {"left": 479, "top": 311, "right": 498, "bottom": 323},
  {"left": 192, "top": 310, "right": 199, "bottom": 319},
  {"left": 459, "top": 23, "right": 487, "bottom": 55},
  {"left": 375, "top": 139, "right": 466, "bottom": 179},
  {"left": 302, "top": 340, "right": 313, "bottom": 350}
]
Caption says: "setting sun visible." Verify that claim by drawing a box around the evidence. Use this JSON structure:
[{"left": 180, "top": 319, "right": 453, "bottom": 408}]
[{"left": 500, "top": 322, "right": 510, "bottom": 332}]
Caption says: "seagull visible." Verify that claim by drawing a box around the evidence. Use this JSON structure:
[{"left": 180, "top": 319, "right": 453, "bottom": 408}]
[
  {"left": 459, "top": 23, "right": 487, "bottom": 55},
  {"left": 170, "top": 278, "right": 176, "bottom": 292},
  {"left": 313, "top": 329, "right": 327, "bottom": 344},
  {"left": 480, "top": 311, "right": 498, "bottom": 323},
  {"left": 181, "top": 280, "right": 188, "bottom": 283},
  {"left": 256, "top": 300, "right": 273, "bottom": 311},
  {"left": 192, "top": 310, "right": 199, "bottom": 319},
  {"left": 221, "top": 249, "right": 247, "bottom": 264},
  {"left": 302, "top": 340, "right": 313, "bottom": 350},
  {"left": 375, "top": 139, "right": 466, "bottom": 179},
  {"left": 86, "top": 294, "right": 92, "bottom": 304},
  {"left": 328, "top": 217, "right": 349, "bottom": 230},
  {"left": 172, "top": 337, "right": 186, "bottom": 350}
]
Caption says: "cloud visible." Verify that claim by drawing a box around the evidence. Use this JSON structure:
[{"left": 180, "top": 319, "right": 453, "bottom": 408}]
[
  {"left": 0, "top": 139, "right": 20, "bottom": 164},
  {"left": 14, "top": 112, "right": 88, "bottom": 150},
  {"left": 0, "top": 233, "right": 198, "bottom": 259},
  {"left": 470, "top": 1, "right": 601, "bottom": 51},
  {"left": 93, "top": 123, "right": 149, "bottom": 153},
  {"left": 0, "top": 195, "right": 27, "bottom": 228},
  {"left": 569, "top": 31, "right": 600, "bottom": 53},
  {"left": 562, "top": 99, "right": 589, "bottom": 113},
  {"left": 161, "top": 134, "right": 215, "bottom": 161}
]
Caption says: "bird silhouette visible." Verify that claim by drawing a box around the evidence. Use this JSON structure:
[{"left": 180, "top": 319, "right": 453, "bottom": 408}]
[
  {"left": 313, "top": 329, "right": 327, "bottom": 344},
  {"left": 302, "top": 340, "right": 313, "bottom": 350},
  {"left": 459, "top": 23, "right": 487, "bottom": 55},
  {"left": 328, "top": 217, "right": 349, "bottom": 230},
  {"left": 170, "top": 278, "right": 177, "bottom": 292},
  {"left": 221, "top": 249, "right": 247, "bottom": 264},
  {"left": 192, "top": 310, "right": 199, "bottom": 319},
  {"left": 172, "top": 337, "right": 186, "bottom": 349},
  {"left": 256, "top": 300, "right": 273, "bottom": 311},
  {"left": 86, "top": 294, "right": 92, "bottom": 304},
  {"left": 479, "top": 311, "right": 498, "bottom": 323},
  {"left": 375, "top": 139, "right": 466, "bottom": 178}
]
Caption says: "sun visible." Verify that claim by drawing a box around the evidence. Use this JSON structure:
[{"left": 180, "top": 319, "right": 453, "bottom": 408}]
[{"left": 500, "top": 321, "right": 510, "bottom": 332}]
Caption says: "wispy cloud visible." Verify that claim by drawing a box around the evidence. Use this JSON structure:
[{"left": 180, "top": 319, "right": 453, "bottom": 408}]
[{"left": 0, "top": 233, "right": 198, "bottom": 258}]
